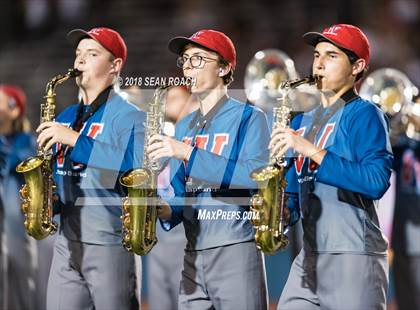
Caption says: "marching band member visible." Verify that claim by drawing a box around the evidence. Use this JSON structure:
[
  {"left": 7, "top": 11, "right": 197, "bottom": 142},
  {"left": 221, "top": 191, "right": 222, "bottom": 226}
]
[
  {"left": 149, "top": 29, "right": 270, "bottom": 309},
  {"left": 36, "top": 27, "right": 145, "bottom": 310},
  {"left": 271, "top": 24, "right": 393, "bottom": 310}
]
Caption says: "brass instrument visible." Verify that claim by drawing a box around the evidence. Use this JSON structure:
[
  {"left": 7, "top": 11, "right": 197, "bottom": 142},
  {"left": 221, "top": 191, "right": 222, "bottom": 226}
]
[
  {"left": 360, "top": 68, "right": 419, "bottom": 141},
  {"left": 244, "top": 49, "right": 299, "bottom": 112},
  {"left": 119, "top": 86, "right": 169, "bottom": 255},
  {"left": 16, "top": 68, "right": 81, "bottom": 240},
  {"left": 250, "top": 75, "right": 319, "bottom": 255},
  {"left": 244, "top": 49, "right": 320, "bottom": 113}
]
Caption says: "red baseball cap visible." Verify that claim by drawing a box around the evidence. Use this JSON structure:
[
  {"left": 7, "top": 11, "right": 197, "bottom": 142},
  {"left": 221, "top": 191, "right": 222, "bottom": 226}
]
[
  {"left": 67, "top": 27, "right": 127, "bottom": 67},
  {"left": 0, "top": 84, "right": 27, "bottom": 117},
  {"left": 168, "top": 29, "right": 237, "bottom": 70},
  {"left": 303, "top": 24, "right": 370, "bottom": 66}
]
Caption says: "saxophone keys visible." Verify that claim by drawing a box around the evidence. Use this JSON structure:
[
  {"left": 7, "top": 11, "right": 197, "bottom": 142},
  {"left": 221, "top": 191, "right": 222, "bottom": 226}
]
[
  {"left": 122, "top": 197, "right": 130, "bottom": 213},
  {"left": 250, "top": 213, "right": 261, "bottom": 226},
  {"left": 274, "top": 157, "right": 287, "bottom": 167},
  {"left": 122, "top": 236, "right": 132, "bottom": 251},
  {"left": 250, "top": 194, "right": 263, "bottom": 210},
  {"left": 49, "top": 222, "right": 58, "bottom": 234},
  {"left": 250, "top": 194, "right": 264, "bottom": 226},
  {"left": 21, "top": 202, "right": 29, "bottom": 214},
  {"left": 123, "top": 233, "right": 131, "bottom": 245},
  {"left": 19, "top": 184, "right": 29, "bottom": 200},
  {"left": 278, "top": 235, "right": 289, "bottom": 250}
]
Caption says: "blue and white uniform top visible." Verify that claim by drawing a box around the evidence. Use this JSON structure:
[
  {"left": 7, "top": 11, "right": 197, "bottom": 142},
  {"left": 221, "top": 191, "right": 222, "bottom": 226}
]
[
  {"left": 161, "top": 96, "right": 270, "bottom": 251},
  {"left": 53, "top": 89, "right": 145, "bottom": 245},
  {"left": 287, "top": 89, "right": 393, "bottom": 255}
]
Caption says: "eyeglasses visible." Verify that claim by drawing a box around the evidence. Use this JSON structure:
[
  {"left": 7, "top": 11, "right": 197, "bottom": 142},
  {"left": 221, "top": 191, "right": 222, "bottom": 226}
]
[{"left": 176, "top": 55, "right": 218, "bottom": 69}]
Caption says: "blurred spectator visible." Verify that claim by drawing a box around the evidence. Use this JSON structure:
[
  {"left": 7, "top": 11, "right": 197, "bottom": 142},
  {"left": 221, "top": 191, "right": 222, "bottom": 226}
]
[
  {"left": 0, "top": 84, "right": 38, "bottom": 310},
  {"left": 391, "top": 95, "right": 420, "bottom": 310}
]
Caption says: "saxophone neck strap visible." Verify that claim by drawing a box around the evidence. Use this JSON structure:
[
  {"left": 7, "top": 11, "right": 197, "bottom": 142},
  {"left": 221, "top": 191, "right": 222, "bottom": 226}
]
[
  {"left": 188, "top": 95, "right": 228, "bottom": 132},
  {"left": 306, "top": 88, "right": 358, "bottom": 143},
  {"left": 72, "top": 85, "right": 113, "bottom": 132}
]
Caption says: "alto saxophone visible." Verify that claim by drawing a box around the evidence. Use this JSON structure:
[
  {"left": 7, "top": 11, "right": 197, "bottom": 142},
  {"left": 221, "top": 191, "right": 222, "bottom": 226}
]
[
  {"left": 16, "top": 68, "right": 81, "bottom": 240},
  {"left": 119, "top": 85, "right": 169, "bottom": 255},
  {"left": 250, "top": 75, "right": 319, "bottom": 254}
]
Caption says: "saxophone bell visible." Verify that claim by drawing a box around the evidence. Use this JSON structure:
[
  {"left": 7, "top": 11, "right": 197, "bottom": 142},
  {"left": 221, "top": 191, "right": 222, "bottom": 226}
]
[
  {"left": 119, "top": 86, "right": 170, "bottom": 255},
  {"left": 119, "top": 168, "right": 157, "bottom": 255},
  {"left": 16, "top": 68, "right": 79, "bottom": 240}
]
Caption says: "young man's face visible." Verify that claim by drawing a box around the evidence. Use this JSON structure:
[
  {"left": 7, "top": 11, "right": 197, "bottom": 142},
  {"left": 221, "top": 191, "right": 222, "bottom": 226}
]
[
  {"left": 181, "top": 45, "right": 223, "bottom": 94},
  {"left": 312, "top": 41, "right": 358, "bottom": 95},
  {"left": 74, "top": 38, "right": 116, "bottom": 90}
]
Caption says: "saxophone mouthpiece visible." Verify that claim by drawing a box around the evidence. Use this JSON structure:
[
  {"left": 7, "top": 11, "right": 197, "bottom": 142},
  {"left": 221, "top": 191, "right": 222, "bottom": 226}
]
[
  {"left": 69, "top": 68, "right": 82, "bottom": 77},
  {"left": 311, "top": 74, "right": 321, "bottom": 83}
]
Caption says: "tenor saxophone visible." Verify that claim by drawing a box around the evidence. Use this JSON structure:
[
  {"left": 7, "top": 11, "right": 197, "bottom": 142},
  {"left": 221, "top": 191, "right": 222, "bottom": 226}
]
[
  {"left": 250, "top": 75, "right": 319, "bottom": 254},
  {"left": 16, "top": 68, "right": 81, "bottom": 240},
  {"left": 119, "top": 85, "right": 169, "bottom": 255}
]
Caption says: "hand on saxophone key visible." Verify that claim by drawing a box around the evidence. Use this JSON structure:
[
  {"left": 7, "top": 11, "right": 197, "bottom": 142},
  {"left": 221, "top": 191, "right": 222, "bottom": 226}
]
[
  {"left": 269, "top": 126, "right": 326, "bottom": 164},
  {"left": 156, "top": 200, "right": 172, "bottom": 221},
  {"left": 268, "top": 126, "right": 301, "bottom": 158},
  {"left": 36, "top": 121, "right": 80, "bottom": 151},
  {"left": 147, "top": 134, "right": 193, "bottom": 161}
]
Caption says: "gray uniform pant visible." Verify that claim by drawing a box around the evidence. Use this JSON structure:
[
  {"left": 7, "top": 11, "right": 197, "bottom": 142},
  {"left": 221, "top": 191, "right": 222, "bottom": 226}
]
[
  {"left": 46, "top": 235, "right": 137, "bottom": 310},
  {"left": 36, "top": 235, "right": 56, "bottom": 310},
  {"left": 278, "top": 249, "right": 388, "bottom": 310},
  {"left": 393, "top": 254, "right": 420, "bottom": 310},
  {"left": 147, "top": 241, "right": 185, "bottom": 310},
  {"left": 179, "top": 240, "right": 268, "bottom": 310}
]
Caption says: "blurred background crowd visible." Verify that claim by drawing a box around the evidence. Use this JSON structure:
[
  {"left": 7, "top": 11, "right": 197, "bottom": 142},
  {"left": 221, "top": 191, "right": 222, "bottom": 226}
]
[{"left": 0, "top": 0, "right": 419, "bottom": 121}]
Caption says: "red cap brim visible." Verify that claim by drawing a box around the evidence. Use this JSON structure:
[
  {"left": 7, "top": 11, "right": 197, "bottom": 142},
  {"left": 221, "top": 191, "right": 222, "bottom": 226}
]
[
  {"left": 303, "top": 32, "right": 334, "bottom": 47},
  {"left": 168, "top": 36, "right": 218, "bottom": 55},
  {"left": 303, "top": 31, "right": 352, "bottom": 54},
  {"left": 67, "top": 29, "right": 93, "bottom": 46}
]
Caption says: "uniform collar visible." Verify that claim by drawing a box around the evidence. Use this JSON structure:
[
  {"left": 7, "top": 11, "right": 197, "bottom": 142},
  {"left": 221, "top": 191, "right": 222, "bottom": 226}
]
[{"left": 188, "top": 95, "right": 228, "bottom": 130}]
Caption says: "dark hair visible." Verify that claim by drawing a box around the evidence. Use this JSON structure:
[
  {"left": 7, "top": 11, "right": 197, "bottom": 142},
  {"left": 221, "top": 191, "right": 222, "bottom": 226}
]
[
  {"left": 218, "top": 57, "right": 234, "bottom": 85},
  {"left": 342, "top": 49, "right": 366, "bottom": 82}
]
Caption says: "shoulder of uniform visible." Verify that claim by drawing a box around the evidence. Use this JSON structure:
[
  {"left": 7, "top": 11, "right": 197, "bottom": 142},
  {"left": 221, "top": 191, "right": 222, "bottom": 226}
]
[
  {"left": 176, "top": 109, "right": 198, "bottom": 130},
  {"left": 347, "top": 97, "right": 384, "bottom": 117},
  {"left": 344, "top": 97, "right": 388, "bottom": 131},
  {"left": 57, "top": 103, "right": 79, "bottom": 120},
  {"left": 108, "top": 92, "right": 146, "bottom": 116},
  {"left": 225, "top": 97, "right": 266, "bottom": 116}
]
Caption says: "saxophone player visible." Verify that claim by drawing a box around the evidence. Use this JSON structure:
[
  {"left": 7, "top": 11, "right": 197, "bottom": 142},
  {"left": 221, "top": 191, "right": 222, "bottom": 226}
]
[
  {"left": 147, "top": 29, "right": 270, "bottom": 309},
  {"left": 36, "top": 27, "right": 145, "bottom": 309},
  {"left": 270, "top": 24, "right": 393, "bottom": 310}
]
